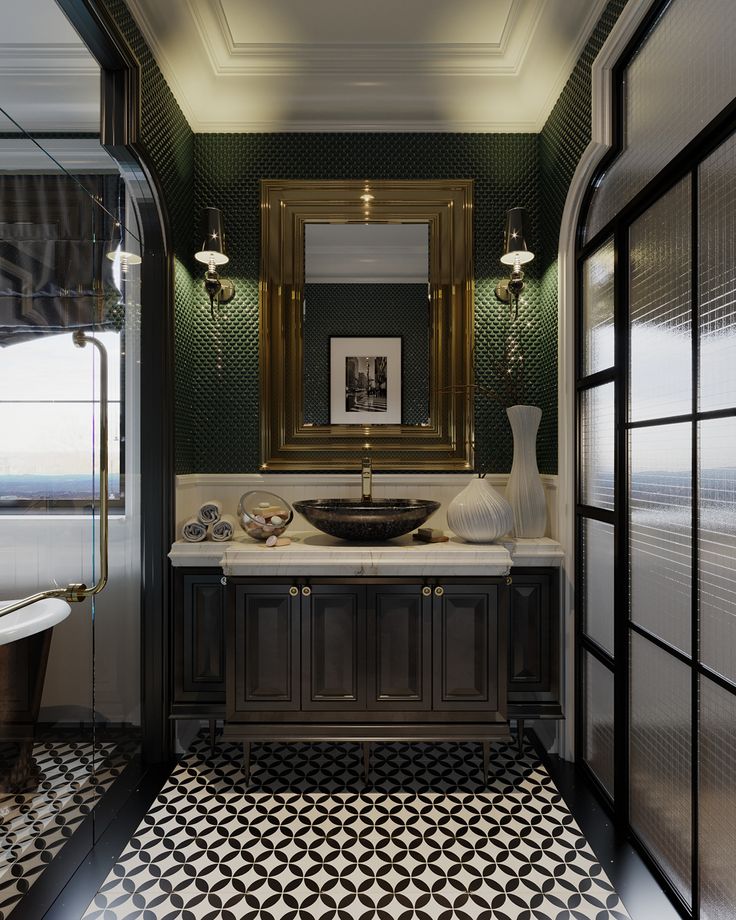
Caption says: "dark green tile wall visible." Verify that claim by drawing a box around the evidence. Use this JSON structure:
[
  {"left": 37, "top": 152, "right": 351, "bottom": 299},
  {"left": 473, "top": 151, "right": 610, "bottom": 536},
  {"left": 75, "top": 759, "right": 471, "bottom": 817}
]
[
  {"left": 193, "top": 132, "right": 550, "bottom": 474},
  {"left": 104, "top": 0, "right": 197, "bottom": 474},
  {"left": 538, "top": 0, "right": 631, "bottom": 352},
  {"left": 103, "top": 0, "right": 629, "bottom": 477}
]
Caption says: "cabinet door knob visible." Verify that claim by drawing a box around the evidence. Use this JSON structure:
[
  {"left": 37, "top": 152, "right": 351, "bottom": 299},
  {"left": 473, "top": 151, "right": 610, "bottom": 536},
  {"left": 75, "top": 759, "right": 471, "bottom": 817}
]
[
  {"left": 220, "top": 576, "right": 227, "bottom": 587},
  {"left": 301, "top": 586, "right": 312, "bottom": 596},
  {"left": 422, "top": 586, "right": 432, "bottom": 597},
  {"left": 505, "top": 576, "right": 513, "bottom": 585},
  {"left": 434, "top": 586, "right": 444, "bottom": 596},
  {"left": 289, "top": 586, "right": 299, "bottom": 597}
]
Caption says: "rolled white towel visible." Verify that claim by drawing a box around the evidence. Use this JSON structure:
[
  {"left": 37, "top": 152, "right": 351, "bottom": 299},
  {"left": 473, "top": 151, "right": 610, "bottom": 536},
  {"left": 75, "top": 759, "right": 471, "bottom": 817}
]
[
  {"left": 211, "top": 514, "right": 237, "bottom": 542},
  {"left": 198, "top": 500, "right": 222, "bottom": 525},
  {"left": 182, "top": 518, "right": 208, "bottom": 542}
]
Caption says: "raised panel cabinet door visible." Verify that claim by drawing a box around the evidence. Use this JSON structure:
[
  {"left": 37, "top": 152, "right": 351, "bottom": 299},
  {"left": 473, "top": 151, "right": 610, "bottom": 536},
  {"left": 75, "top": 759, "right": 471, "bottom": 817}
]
[
  {"left": 302, "top": 585, "right": 366, "bottom": 710},
  {"left": 367, "top": 585, "right": 431, "bottom": 710},
  {"left": 177, "top": 573, "right": 226, "bottom": 701},
  {"left": 433, "top": 585, "right": 500, "bottom": 710},
  {"left": 231, "top": 585, "right": 300, "bottom": 713},
  {"left": 507, "top": 576, "right": 551, "bottom": 693}
]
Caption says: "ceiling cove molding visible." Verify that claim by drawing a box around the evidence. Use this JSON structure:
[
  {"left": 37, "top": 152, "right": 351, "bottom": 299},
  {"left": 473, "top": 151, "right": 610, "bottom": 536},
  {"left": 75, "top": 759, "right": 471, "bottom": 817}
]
[
  {"left": 190, "top": 117, "right": 542, "bottom": 133},
  {"left": 533, "top": 0, "right": 610, "bottom": 130},
  {"left": 123, "top": 0, "right": 198, "bottom": 130},
  {"left": 193, "top": 0, "right": 541, "bottom": 78},
  {"left": 0, "top": 44, "right": 98, "bottom": 75}
]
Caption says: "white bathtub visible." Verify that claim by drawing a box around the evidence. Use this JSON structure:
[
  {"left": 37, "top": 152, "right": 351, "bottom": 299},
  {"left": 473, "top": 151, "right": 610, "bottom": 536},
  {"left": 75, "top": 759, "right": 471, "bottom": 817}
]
[{"left": 0, "top": 598, "right": 71, "bottom": 646}]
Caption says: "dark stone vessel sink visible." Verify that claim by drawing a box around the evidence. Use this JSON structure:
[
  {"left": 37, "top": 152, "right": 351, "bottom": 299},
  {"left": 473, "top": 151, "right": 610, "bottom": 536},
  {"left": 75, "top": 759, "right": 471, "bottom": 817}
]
[{"left": 293, "top": 498, "right": 440, "bottom": 542}]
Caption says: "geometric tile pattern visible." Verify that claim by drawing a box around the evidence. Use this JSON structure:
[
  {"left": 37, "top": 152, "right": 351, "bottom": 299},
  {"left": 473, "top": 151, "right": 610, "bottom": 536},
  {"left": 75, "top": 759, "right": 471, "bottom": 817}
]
[
  {"left": 0, "top": 739, "right": 129, "bottom": 920},
  {"left": 83, "top": 734, "right": 630, "bottom": 919}
]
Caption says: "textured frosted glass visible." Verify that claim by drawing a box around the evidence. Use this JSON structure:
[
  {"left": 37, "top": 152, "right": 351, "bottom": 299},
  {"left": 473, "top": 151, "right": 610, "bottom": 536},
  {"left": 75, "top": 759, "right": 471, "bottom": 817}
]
[
  {"left": 699, "top": 677, "right": 736, "bottom": 920},
  {"left": 581, "top": 518, "right": 615, "bottom": 655},
  {"left": 699, "top": 418, "right": 736, "bottom": 684},
  {"left": 699, "top": 132, "right": 736, "bottom": 413},
  {"left": 583, "top": 652, "right": 615, "bottom": 796},
  {"left": 582, "top": 239, "right": 615, "bottom": 375},
  {"left": 586, "top": 0, "right": 736, "bottom": 240},
  {"left": 629, "top": 178, "right": 692, "bottom": 422},
  {"left": 580, "top": 383, "right": 615, "bottom": 510},
  {"left": 630, "top": 423, "right": 692, "bottom": 654},
  {"left": 630, "top": 632, "right": 692, "bottom": 906}
]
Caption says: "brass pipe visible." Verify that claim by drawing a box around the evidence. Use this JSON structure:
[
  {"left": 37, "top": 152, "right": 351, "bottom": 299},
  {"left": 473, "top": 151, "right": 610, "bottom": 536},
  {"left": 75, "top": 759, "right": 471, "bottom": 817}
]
[{"left": 0, "top": 331, "right": 109, "bottom": 620}]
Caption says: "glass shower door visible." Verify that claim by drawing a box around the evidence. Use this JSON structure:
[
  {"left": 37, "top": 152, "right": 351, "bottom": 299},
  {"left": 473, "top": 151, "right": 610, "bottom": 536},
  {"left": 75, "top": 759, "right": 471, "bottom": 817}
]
[{"left": 0, "top": 117, "right": 137, "bottom": 912}]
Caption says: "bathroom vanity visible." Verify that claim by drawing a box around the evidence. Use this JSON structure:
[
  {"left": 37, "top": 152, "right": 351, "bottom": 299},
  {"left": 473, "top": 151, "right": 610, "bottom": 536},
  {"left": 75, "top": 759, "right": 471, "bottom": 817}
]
[{"left": 168, "top": 535, "right": 563, "bottom": 777}]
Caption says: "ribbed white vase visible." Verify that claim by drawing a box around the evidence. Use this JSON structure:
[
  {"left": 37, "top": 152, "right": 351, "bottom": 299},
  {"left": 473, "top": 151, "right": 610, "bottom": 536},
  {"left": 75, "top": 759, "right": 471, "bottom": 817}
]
[
  {"left": 447, "top": 475, "right": 513, "bottom": 544},
  {"left": 506, "top": 405, "right": 547, "bottom": 538}
]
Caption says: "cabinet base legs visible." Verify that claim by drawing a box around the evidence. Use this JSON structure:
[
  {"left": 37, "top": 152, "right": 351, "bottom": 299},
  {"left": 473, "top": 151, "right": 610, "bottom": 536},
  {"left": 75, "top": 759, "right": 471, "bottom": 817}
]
[
  {"left": 362, "top": 742, "right": 371, "bottom": 783},
  {"left": 243, "top": 741, "right": 251, "bottom": 784},
  {"left": 517, "top": 719, "right": 525, "bottom": 756},
  {"left": 482, "top": 741, "right": 490, "bottom": 785},
  {"left": 209, "top": 719, "right": 218, "bottom": 756}
]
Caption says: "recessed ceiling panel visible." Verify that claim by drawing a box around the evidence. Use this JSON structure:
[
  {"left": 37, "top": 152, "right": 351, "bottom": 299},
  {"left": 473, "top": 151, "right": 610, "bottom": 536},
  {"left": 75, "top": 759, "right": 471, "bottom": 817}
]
[{"left": 124, "top": 0, "right": 610, "bottom": 131}]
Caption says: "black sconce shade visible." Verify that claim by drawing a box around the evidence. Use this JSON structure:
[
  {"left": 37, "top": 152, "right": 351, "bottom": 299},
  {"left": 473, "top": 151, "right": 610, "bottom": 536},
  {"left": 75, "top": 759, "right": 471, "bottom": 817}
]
[
  {"left": 195, "top": 207, "right": 229, "bottom": 266},
  {"left": 500, "top": 207, "right": 534, "bottom": 265}
]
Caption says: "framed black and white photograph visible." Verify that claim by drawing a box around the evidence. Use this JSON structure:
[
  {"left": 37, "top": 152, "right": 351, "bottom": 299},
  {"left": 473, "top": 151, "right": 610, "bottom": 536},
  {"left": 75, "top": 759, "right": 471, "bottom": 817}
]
[{"left": 329, "top": 336, "right": 402, "bottom": 424}]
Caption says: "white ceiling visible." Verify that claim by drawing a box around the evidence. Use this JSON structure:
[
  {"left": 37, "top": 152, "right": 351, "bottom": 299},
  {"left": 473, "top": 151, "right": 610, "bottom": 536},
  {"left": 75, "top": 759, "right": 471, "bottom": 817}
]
[
  {"left": 125, "top": 0, "right": 610, "bottom": 132},
  {"left": 0, "top": 0, "right": 608, "bottom": 135},
  {"left": 0, "top": 0, "right": 99, "bottom": 133},
  {"left": 305, "top": 223, "right": 429, "bottom": 283}
]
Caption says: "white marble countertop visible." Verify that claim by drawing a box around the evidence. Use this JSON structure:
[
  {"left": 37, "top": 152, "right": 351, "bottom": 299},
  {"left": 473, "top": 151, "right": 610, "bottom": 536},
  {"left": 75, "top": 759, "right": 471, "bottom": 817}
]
[{"left": 168, "top": 533, "right": 563, "bottom": 576}]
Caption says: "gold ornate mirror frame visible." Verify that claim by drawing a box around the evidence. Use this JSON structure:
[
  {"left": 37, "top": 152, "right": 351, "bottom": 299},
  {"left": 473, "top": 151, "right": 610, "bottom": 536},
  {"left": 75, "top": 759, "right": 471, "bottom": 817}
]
[{"left": 260, "top": 179, "right": 474, "bottom": 470}]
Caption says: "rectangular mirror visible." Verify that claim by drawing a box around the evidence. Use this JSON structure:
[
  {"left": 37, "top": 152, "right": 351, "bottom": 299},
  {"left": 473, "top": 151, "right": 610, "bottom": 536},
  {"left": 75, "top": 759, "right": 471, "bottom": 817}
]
[
  {"left": 260, "top": 179, "right": 473, "bottom": 470},
  {"left": 303, "top": 222, "right": 430, "bottom": 427}
]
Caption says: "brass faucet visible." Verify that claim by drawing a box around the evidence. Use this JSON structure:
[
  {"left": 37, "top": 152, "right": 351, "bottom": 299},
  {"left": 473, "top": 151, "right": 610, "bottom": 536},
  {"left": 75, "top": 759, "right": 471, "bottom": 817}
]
[{"left": 361, "top": 456, "right": 372, "bottom": 501}]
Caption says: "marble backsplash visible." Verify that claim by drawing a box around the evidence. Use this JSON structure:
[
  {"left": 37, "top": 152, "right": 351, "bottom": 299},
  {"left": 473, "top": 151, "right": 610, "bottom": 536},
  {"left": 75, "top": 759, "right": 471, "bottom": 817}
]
[{"left": 176, "top": 473, "right": 559, "bottom": 541}]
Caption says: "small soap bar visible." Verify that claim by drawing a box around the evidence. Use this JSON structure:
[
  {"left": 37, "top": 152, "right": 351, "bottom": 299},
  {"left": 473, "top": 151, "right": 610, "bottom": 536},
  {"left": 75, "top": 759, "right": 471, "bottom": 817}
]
[
  {"left": 413, "top": 529, "right": 449, "bottom": 543},
  {"left": 266, "top": 536, "right": 291, "bottom": 547}
]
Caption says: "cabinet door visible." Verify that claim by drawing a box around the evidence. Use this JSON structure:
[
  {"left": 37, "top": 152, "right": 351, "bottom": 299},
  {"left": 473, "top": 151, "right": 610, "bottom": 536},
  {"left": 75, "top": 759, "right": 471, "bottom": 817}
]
[
  {"left": 302, "top": 585, "right": 366, "bottom": 710},
  {"left": 230, "top": 584, "right": 300, "bottom": 713},
  {"left": 175, "top": 573, "right": 226, "bottom": 703},
  {"left": 367, "top": 585, "right": 431, "bottom": 710},
  {"left": 507, "top": 575, "right": 551, "bottom": 694},
  {"left": 433, "top": 585, "right": 500, "bottom": 710}
]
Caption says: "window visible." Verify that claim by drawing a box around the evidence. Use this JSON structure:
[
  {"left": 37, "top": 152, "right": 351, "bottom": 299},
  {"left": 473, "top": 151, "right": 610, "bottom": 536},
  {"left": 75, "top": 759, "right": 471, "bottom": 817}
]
[{"left": 0, "top": 330, "right": 124, "bottom": 511}]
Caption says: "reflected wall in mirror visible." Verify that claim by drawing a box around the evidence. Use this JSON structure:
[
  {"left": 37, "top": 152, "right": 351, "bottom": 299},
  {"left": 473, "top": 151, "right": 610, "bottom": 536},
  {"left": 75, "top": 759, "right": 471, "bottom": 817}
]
[
  {"left": 260, "top": 179, "right": 473, "bottom": 470},
  {"left": 303, "top": 223, "right": 430, "bottom": 427}
]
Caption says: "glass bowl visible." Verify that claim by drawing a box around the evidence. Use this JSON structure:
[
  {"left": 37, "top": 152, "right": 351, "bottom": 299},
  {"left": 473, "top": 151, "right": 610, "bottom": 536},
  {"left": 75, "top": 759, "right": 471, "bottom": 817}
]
[{"left": 238, "top": 490, "right": 293, "bottom": 541}]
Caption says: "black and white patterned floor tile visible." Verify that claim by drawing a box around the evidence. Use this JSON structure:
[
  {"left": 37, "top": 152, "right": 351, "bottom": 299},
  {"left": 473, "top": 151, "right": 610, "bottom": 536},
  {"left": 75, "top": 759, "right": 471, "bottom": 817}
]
[
  {"left": 84, "top": 736, "right": 629, "bottom": 920},
  {"left": 0, "top": 739, "right": 129, "bottom": 919}
]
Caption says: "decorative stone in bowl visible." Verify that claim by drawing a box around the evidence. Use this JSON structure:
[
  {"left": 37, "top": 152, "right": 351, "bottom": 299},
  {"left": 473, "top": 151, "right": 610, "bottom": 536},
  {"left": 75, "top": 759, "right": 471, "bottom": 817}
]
[
  {"left": 293, "top": 498, "right": 440, "bottom": 542},
  {"left": 238, "top": 490, "right": 294, "bottom": 541}
]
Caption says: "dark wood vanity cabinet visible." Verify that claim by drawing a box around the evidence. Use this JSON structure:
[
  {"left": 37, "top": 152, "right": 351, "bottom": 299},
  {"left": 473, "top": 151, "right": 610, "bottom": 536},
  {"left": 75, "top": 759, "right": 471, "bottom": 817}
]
[
  {"left": 171, "top": 571, "right": 227, "bottom": 716},
  {"left": 171, "top": 569, "right": 561, "bottom": 737},
  {"left": 226, "top": 579, "right": 509, "bottom": 741},
  {"left": 506, "top": 573, "right": 561, "bottom": 722}
]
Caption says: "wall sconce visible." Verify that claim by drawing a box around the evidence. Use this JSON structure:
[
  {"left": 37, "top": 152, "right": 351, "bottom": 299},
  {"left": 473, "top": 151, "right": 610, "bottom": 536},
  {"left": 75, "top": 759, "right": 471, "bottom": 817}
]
[
  {"left": 194, "top": 206, "right": 235, "bottom": 317},
  {"left": 106, "top": 221, "right": 142, "bottom": 275},
  {"left": 495, "top": 207, "right": 534, "bottom": 316}
]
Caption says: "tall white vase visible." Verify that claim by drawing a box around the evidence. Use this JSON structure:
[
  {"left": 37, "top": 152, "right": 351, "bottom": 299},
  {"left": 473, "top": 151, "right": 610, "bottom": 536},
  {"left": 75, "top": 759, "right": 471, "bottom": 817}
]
[
  {"left": 447, "top": 475, "right": 513, "bottom": 543},
  {"left": 506, "top": 404, "right": 546, "bottom": 538}
]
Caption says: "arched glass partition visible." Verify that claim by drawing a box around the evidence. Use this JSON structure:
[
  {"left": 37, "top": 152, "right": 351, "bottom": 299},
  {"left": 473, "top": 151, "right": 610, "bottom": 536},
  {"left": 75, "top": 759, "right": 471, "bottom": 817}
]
[{"left": 576, "top": 0, "right": 736, "bottom": 914}]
